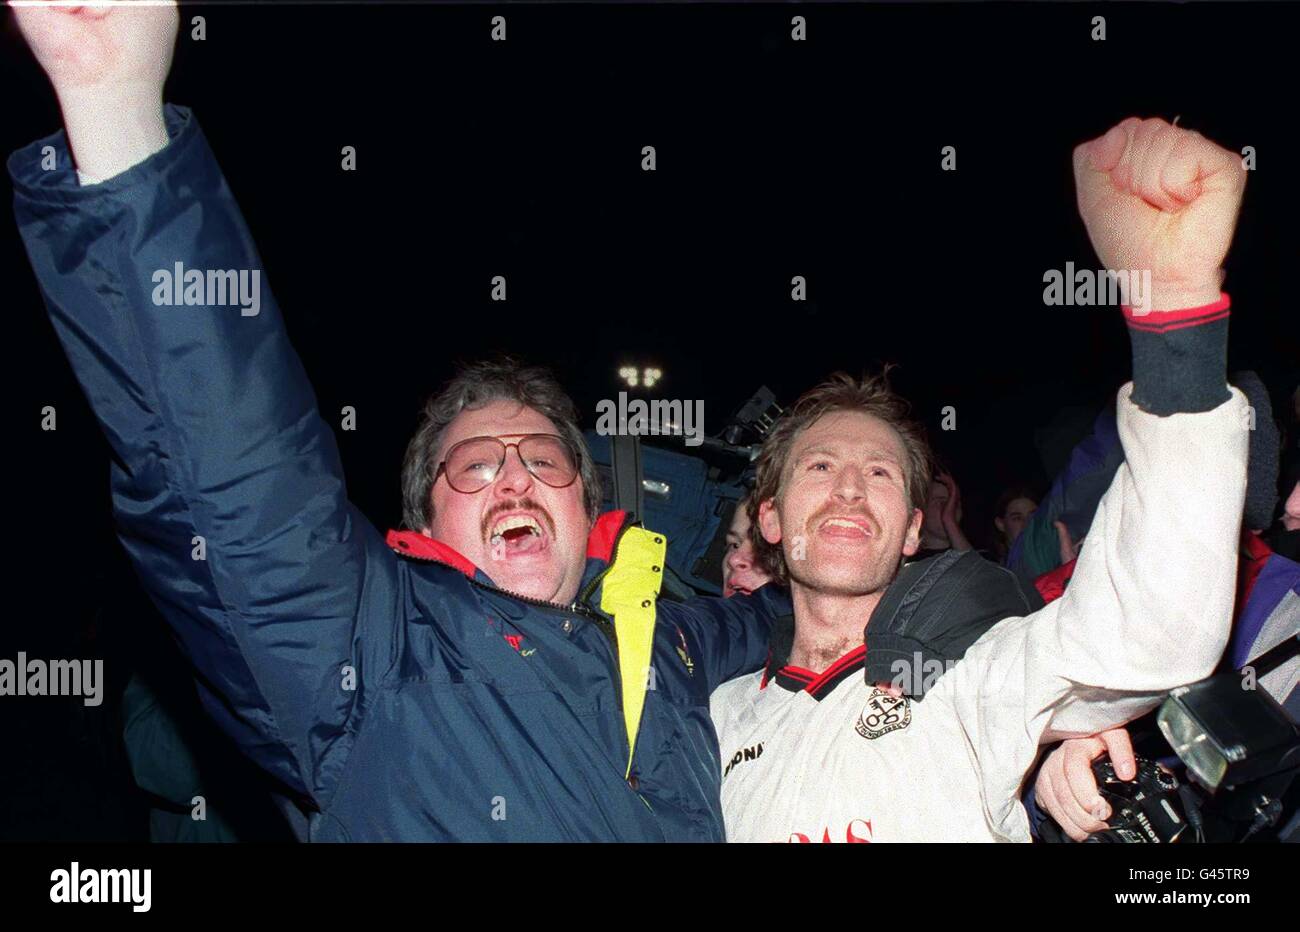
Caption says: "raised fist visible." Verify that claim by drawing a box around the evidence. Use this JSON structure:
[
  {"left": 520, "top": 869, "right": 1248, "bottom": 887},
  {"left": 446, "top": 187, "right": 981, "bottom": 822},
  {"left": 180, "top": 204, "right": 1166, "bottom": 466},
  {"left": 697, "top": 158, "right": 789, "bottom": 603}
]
[
  {"left": 11, "top": 0, "right": 179, "bottom": 95},
  {"left": 1073, "top": 117, "right": 1246, "bottom": 312}
]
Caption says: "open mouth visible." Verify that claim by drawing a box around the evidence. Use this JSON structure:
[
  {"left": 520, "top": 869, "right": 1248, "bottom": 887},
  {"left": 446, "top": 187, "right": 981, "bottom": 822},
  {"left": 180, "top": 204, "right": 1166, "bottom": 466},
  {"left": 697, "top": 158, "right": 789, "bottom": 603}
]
[
  {"left": 818, "top": 516, "right": 874, "bottom": 538},
  {"left": 724, "top": 571, "right": 766, "bottom": 598},
  {"left": 489, "top": 513, "right": 548, "bottom": 556}
]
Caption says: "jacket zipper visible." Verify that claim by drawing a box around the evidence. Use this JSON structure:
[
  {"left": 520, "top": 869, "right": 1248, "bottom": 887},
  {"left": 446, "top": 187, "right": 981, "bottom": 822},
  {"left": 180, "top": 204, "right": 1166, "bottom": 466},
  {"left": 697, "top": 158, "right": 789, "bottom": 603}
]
[{"left": 467, "top": 575, "right": 608, "bottom": 629}]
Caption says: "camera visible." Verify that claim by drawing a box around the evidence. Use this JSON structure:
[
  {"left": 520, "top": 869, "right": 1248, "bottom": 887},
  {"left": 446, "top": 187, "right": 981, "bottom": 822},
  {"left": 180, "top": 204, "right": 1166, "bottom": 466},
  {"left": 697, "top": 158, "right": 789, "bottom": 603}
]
[
  {"left": 1082, "top": 757, "right": 1189, "bottom": 843},
  {"left": 1045, "top": 663, "right": 1300, "bottom": 843}
]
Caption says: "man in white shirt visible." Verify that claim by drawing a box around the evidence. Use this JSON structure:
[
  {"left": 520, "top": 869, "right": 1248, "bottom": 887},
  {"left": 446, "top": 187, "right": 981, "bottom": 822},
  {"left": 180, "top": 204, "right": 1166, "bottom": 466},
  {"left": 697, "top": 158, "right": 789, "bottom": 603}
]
[{"left": 713, "top": 116, "right": 1250, "bottom": 842}]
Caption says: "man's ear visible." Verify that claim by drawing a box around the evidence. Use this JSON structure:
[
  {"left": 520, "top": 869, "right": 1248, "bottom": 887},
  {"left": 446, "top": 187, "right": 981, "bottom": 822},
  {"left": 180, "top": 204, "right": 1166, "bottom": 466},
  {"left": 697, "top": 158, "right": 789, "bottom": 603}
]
[
  {"left": 994, "top": 516, "right": 1006, "bottom": 535},
  {"left": 421, "top": 489, "right": 439, "bottom": 539},
  {"left": 757, "top": 497, "right": 783, "bottom": 545},
  {"left": 902, "top": 507, "right": 924, "bottom": 556}
]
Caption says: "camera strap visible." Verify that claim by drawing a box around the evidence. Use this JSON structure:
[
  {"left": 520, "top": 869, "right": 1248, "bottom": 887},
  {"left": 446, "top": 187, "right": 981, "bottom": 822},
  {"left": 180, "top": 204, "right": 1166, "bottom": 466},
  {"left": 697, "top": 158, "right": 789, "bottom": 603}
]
[{"left": 1244, "top": 633, "right": 1300, "bottom": 679}]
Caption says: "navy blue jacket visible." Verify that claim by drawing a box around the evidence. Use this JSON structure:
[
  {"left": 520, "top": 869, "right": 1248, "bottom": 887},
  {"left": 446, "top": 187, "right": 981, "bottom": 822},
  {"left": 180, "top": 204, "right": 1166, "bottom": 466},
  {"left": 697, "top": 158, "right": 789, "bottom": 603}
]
[{"left": 11, "top": 106, "right": 786, "bottom": 841}]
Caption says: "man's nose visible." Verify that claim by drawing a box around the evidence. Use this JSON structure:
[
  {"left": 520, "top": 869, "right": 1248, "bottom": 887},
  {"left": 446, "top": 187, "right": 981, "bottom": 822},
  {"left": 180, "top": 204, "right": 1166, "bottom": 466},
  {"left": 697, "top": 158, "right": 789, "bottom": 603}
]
[
  {"left": 831, "top": 465, "right": 868, "bottom": 502},
  {"left": 493, "top": 446, "right": 534, "bottom": 496}
]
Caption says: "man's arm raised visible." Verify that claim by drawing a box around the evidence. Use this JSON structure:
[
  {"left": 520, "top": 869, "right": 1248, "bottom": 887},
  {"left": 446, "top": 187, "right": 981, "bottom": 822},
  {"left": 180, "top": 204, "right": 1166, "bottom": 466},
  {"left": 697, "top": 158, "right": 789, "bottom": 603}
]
[
  {"left": 10, "top": 2, "right": 387, "bottom": 804},
  {"left": 928, "top": 117, "right": 1248, "bottom": 840},
  {"left": 12, "top": 2, "right": 173, "bottom": 182}
]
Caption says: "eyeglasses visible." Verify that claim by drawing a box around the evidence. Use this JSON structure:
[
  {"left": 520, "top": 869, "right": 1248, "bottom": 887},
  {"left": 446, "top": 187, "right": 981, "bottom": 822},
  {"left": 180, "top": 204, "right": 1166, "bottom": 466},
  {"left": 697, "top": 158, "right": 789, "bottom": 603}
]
[{"left": 434, "top": 434, "right": 580, "bottom": 494}]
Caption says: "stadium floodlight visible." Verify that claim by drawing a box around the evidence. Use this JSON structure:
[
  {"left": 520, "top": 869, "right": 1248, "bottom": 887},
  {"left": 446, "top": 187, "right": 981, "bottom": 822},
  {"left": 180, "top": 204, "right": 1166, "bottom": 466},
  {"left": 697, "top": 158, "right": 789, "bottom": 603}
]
[{"left": 619, "top": 365, "right": 661, "bottom": 389}]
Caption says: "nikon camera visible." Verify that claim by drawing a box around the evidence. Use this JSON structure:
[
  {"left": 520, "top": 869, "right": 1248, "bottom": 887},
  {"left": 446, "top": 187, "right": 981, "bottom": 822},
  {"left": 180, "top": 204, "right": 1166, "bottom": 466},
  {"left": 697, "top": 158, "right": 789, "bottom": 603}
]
[{"left": 1083, "top": 758, "right": 1189, "bottom": 843}]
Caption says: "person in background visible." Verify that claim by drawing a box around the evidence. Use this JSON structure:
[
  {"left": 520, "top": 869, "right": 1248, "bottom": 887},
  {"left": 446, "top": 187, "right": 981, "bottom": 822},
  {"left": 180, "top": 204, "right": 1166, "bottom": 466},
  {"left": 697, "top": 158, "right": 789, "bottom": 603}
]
[
  {"left": 1277, "top": 468, "right": 1300, "bottom": 540},
  {"left": 722, "top": 495, "right": 773, "bottom": 598},
  {"left": 1271, "top": 403, "right": 1300, "bottom": 561},
  {"left": 1032, "top": 375, "right": 1299, "bottom": 841},
  {"left": 122, "top": 671, "right": 303, "bottom": 842},
  {"left": 991, "top": 486, "right": 1039, "bottom": 564},
  {"left": 915, "top": 472, "right": 973, "bottom": 559}
]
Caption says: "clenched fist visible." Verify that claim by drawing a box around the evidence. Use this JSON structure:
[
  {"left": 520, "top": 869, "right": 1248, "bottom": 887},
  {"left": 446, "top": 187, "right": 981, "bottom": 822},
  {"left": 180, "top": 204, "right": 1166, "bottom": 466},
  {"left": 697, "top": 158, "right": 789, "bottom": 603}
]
[
  {"left": 12, "top": 0, "right": 178, "bottom": 94},
  {"left": 11, "top": 0, "right": 179, "bottom": 181},
  {"left": 1073, "top": 117, "right": 1246, "bottom": 312}
]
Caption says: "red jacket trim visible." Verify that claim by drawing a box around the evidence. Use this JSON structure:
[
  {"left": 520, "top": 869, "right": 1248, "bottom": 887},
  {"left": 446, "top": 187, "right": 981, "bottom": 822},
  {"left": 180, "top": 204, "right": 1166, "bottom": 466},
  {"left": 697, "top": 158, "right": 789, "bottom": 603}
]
[
  {"left": 385, "top": 530, "right": 479, "bottom": 577},
  {"left": 1237, "top": 530, "right": 1273, "bottom": 623},
  {"left": 586, "top": 510, "right": 629, "bottom": 562},
  {"left": 1034, "top": 557, "right": 1078, "bottom": 604},
  {"left": 386, "top": 509, "right": 631, "bottom": 577}
]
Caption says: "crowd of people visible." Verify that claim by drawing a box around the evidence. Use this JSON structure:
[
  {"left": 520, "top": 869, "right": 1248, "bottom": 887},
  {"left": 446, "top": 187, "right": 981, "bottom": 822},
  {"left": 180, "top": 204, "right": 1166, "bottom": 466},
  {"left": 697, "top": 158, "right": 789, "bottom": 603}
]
[{"left": 11, "top": 3, "right": 1298, "bottom": 843}]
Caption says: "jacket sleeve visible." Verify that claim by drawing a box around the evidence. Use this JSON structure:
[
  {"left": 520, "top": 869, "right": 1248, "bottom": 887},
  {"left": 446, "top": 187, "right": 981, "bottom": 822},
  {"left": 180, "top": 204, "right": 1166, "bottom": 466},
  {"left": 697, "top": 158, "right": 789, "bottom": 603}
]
[
  {"left": 672, "top": 585, "right": 791, "bottom": 694},
  {"left": 10, "top": 106, "right": 390, "bottom": 803},
  {"left": 928, "top": 383, "right": 1247, "bottom": 840}
]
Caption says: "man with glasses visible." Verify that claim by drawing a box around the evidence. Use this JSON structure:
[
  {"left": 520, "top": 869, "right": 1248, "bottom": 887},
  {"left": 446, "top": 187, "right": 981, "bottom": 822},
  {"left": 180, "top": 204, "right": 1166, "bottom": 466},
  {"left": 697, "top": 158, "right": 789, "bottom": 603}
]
[{"left": 11, "top": 3, "right": 786, "bottom": 841}]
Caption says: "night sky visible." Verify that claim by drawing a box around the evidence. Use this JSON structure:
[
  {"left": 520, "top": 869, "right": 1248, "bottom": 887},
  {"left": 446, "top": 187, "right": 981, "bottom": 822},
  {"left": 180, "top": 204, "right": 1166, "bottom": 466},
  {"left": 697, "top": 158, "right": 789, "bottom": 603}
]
[{"left": 1, "top": 2, "right": 1297, "bottom": 839}]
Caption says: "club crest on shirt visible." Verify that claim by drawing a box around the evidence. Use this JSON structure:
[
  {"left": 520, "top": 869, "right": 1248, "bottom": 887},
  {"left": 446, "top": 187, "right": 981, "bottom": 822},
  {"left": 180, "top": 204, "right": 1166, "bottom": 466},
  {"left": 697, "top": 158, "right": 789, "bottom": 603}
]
[{"left": 855, "top": 687, "right": 911, "bottom": 740}]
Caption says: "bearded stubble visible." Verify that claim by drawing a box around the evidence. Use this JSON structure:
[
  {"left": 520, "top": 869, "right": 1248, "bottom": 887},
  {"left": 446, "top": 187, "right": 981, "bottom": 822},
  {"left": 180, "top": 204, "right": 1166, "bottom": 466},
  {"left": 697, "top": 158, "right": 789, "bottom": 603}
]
[
  {"left": 776, "top": 494, "right": 909, "bottom": 597},
  {"left": 783, "top": 546, "right": 902, "bottom": 598},
  {"left": 781, "top": 517, "right": 907, "bottom": 597}
]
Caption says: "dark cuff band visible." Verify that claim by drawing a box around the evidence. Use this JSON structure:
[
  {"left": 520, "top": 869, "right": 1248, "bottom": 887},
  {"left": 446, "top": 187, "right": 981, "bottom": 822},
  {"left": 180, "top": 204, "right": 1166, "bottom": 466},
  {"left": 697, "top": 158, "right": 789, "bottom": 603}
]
[{"left": 1123, "top": 294, "right": 1231, "bottom": 416}]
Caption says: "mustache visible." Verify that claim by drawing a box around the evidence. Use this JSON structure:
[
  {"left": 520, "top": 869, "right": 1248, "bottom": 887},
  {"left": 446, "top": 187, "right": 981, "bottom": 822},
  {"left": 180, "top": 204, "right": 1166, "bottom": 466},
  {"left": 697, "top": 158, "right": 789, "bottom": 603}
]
[
  {"left": 807, "top": 503, "right": 878, "bottom": 536},
  {"left": 481, "top": 498, "right": 557, "bottom": 540}
]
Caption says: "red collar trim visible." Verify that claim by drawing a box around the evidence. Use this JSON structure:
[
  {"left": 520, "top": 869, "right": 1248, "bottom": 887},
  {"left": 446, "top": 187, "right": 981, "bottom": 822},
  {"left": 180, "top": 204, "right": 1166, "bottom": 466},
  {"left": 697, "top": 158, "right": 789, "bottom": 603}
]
[
  {"left": 385, "top": 509, "right": 630, "bottom": 578},
  {"left": 780, "top": 666, "right": 816, "bottom": 682},
  {"left": 764, "top": 645, "right": 867, "bottom": 699},
  {"left": 385, "top": 530, "right": 479, "bottom": 577},
  {"left": 587, "top": 510, "right": 628, "bottom": 562}
]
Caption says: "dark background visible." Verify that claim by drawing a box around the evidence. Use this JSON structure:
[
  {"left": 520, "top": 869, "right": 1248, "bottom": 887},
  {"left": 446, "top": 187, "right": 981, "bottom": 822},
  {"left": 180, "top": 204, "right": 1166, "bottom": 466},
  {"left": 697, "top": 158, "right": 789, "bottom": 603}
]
[{"left": 1, "top": 2, "right": 1297, "bottom": 840}]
